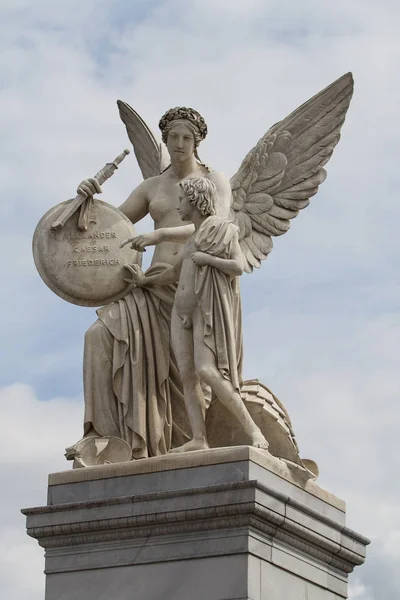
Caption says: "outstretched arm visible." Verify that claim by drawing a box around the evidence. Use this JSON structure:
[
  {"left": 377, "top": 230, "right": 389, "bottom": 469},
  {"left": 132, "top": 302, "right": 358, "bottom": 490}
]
[
  {"left": 191, "top": 233, "right": 243, "bottom": 277},
  {"left": 120, "top": 223, "right": 195, "bottom": 251},
  {"left": 156, "top": 224, "right": 195, "bottom": 243}
]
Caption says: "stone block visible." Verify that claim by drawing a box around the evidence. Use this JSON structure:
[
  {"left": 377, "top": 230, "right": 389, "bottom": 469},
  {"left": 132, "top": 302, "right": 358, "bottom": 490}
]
[{"left": 23, "top": 446, "right": 369, "bottom": 600}]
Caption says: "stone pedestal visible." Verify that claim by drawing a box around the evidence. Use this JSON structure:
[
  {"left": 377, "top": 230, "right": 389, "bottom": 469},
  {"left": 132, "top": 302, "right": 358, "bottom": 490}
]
[{"left": 23, "top": 446, "right": 369, "bottom": 600}]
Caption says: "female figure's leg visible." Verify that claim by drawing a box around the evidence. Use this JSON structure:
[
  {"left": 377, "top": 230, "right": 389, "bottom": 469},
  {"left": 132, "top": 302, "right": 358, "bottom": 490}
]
[{"left": 83, "top": 319, "right": 120, "bottom": 438}]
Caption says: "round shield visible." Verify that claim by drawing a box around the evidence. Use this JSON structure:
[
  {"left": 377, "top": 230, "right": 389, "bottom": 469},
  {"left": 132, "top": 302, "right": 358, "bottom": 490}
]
[
  {"left": 33, "top": 198, "right": 141, "bottom": 307},
  {"left": 66, "top": 436, "right": 132, "bottom": 468}
]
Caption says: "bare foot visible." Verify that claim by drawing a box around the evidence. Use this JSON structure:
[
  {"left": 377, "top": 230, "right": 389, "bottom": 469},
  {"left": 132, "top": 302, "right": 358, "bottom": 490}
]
[
  {"left": 250, "top": 430, "right": 269, "bottom": 450},
  {"left": 169, "top": 438, "right": 209, "bottom": 453}
]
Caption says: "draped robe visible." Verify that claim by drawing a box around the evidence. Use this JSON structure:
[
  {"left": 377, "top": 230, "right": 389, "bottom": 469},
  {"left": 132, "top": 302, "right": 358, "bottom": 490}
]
[
  {"left": 194, "top": 216, "right": 242, "bottom": 391},
  {"left": 83, "top": 264, "right": 190, "bottom": 459}
]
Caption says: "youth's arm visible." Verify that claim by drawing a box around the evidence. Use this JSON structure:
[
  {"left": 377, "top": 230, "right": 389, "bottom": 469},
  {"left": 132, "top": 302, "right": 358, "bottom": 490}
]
[
  {"left": 120, "top": 223, "right": 195, "bottom": 251},
  {"left": 157, "top": 224, "right": 195, "bottom": 243},
  {"left": 192, "top": 233, "right": 243, "bottom": 277}
]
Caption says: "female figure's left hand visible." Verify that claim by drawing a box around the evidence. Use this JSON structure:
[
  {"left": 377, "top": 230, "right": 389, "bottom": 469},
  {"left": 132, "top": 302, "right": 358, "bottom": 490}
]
[{"left": 124, "top": 264, "right": 146, "bottom": 287}]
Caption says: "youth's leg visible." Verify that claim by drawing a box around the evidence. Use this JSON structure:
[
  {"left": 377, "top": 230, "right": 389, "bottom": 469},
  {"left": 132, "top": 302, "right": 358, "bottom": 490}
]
[
  {"left": 192, "top": 309, "right": 268, "bottom": 449},
  {"left": 170, "top": 308, "right": 209, "bottom": 451}
]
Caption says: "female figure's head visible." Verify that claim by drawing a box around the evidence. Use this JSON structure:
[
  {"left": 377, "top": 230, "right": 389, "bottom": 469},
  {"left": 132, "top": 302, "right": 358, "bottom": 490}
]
[{"left": 159, "top": 107, "right": 208, "bottom": 165}]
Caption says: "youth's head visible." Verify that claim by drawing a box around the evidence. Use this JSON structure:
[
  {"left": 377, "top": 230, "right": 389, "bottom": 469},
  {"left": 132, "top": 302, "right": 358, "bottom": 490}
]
[
  {"left": 178, "top": 177, "right": 217, "bottom": 221},
  {"left": 159, "top": 107, "right": 207, "bottom": 163}
]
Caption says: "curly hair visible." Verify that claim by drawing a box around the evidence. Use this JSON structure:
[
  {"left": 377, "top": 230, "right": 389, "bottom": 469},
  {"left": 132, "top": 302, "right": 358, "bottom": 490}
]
[
  {"left": 159, "top": 107, "right": 208, "bottom": 147},
  {"left": 179, "top": 177, "right": 217, "bottom": 217}
]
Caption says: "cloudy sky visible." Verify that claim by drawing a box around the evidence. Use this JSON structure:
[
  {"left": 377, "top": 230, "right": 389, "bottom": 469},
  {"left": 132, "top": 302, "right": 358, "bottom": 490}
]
[{"left": 1, "top": 0, "right": 399, "bottom": 598}]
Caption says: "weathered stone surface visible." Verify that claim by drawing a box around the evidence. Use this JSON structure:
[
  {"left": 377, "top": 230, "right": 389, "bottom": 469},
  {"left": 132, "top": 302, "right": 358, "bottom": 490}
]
[
  {"left": 46, "top": 446, "right": 344, "bottom": 514},
  {"left": 65, "top": 435, "right": 132, "bottom": 468},
  {"left": 34, "top": 75, "right": 354, "bottom": 462},
  {"left": 207, "top": 380, "right": 319, "bottom": 477},
  {"left": 33, "top": 199, "right": 140, "bottom": 306},
  {"left": 23, "top": 448, "right": 369, "bottom": 600}
]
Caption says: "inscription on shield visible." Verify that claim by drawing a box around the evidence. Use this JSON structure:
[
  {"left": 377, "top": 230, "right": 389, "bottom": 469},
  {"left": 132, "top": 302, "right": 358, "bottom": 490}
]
[{"left": 33, "top": 199, "right": 141, "bottom": 307}]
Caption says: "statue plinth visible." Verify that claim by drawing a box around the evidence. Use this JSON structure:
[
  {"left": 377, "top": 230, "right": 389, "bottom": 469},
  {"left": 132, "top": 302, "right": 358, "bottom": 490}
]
[{"left": 23, "top": 447, "right": 368, "bottom": 600}]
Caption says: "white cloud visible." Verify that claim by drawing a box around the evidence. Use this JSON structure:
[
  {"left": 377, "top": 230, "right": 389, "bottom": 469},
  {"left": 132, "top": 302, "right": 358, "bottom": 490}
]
[
  {"left": 0, "top": 383, "right": 82, "bottom": 599},
  {"left": 0, "top": 383, "right": 82, "bottom": 463},
  {"left": 0, "top": 527, "right": 44, "bottom": 600},
  {"left": 349, "top": 580, "right": 375, "bottom": 600}
]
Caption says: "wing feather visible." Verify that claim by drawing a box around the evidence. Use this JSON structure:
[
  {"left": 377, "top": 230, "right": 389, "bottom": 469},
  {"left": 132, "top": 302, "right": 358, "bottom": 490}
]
[
  {"left": 231, "top": 73, "right": 353, "bottom": 271},
  {"left": 235, "top": 211, "right": 252, "bottom": 239},
  {"left": 251, "top": 212, "right": 291, "bottom": 236},
  {"left": 274, "top": 198, "right": 310, "bottom": 211},
  {"left": 245, "top": 193, "right": 273, "bottom": 214},
  {"left": 268, "top": 205, "right": 299, "bottom": 220},
  {"left": 241, "top": 239, "right": 261, "bottom": 272},
  {"left": 117, "top": 100, "right": 170, "bottom": 179},
  {"left": 249, "top": 231, "right": 273, "bottom": 256},
  {"left": 270, "top": 73, "right": 353, "bottom": 138}
]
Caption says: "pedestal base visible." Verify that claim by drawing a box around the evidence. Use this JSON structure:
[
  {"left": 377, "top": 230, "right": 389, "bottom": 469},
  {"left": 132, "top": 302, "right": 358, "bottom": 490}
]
[{"left": 23, "top": 446, "right": 369, "bottom": 600}]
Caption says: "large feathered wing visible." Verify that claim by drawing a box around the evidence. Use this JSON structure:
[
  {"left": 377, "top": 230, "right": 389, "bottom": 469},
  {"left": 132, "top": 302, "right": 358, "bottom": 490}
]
[
  {"left": 117, "top": 100, "right": 170, "bottom": 179},
  {"left": 230, "top": 73, "right": 354, "bottom": 273}
]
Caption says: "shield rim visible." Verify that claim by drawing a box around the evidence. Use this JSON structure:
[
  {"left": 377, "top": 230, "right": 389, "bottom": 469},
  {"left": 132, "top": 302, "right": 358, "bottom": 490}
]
[{"left": 32, "top": 198, "right": 139, "bottom": 307}]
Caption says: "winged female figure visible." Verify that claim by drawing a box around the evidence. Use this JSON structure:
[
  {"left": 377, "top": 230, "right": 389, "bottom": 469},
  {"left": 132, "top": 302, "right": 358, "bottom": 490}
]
[{"left": 75, "top": 73, "right": 353, "bottom": 473}]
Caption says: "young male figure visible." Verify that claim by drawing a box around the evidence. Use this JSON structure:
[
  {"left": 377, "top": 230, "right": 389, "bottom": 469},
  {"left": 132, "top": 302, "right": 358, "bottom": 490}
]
[{"left": 126, "top": 177, "right": 268, "bottom": 452}]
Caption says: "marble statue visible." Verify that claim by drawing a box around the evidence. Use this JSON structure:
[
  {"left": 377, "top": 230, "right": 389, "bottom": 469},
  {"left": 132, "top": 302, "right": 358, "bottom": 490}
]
[
  {"left": 125, "top": 177, "right": 269, "bottom": 452},
  {"left": 46, "top": 73, "right": 354, "bottom": 474},
  {"left": 80, "top": 107, "right": 233, "bottom": 460}
]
